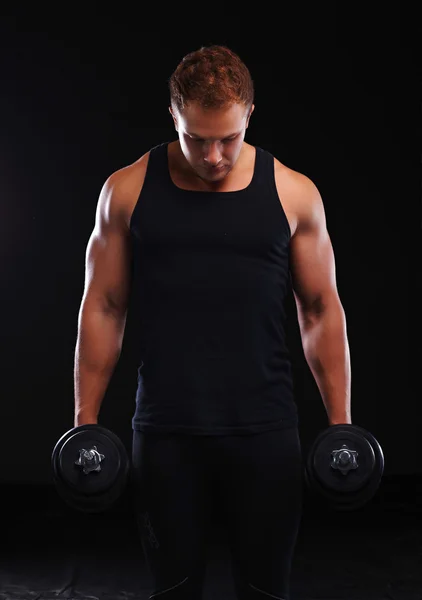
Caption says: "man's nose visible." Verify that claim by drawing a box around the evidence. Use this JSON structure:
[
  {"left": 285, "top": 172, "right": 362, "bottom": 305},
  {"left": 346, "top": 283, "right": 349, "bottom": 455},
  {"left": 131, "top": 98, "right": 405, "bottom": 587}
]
[{"left": 204, "top": 142, "right": 223, "bottom": 166}]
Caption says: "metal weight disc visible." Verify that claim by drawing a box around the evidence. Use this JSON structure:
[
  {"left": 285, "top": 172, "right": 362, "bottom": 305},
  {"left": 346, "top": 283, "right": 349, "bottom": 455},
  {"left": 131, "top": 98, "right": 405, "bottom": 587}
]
[
  {"left": 305, "top": 424, "right": 384, "bottom": 511},
  {"left": 311, "top": 427, "right": 375, "bottom": 492},
  {"left": 51, "top": 424, "right": 129, "bottom": 513}
]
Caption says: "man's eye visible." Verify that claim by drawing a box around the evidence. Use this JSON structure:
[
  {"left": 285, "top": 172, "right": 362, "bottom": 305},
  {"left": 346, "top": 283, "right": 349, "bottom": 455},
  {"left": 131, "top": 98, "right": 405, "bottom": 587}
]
[{"left": 192, "top": 137, "right": 235, "bottom": 143}]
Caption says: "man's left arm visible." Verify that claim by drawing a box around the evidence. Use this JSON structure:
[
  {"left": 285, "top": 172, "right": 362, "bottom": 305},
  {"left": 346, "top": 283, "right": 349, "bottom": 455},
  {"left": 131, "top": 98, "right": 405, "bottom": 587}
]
[{"left": 289, "top": 175, "right": 352, "bottom": 426}]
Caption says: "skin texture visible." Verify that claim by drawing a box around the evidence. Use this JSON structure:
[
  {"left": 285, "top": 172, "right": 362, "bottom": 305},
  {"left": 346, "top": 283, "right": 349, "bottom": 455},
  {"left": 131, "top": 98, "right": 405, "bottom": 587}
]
[{"left": 74, "top": 100, "right": 351, "bottom": 428}]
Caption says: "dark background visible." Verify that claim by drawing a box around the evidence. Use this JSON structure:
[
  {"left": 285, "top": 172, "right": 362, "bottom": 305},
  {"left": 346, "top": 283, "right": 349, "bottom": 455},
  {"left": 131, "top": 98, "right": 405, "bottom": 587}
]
[{"left": 0, "top": 11, "right": 417, "bottom": 485}]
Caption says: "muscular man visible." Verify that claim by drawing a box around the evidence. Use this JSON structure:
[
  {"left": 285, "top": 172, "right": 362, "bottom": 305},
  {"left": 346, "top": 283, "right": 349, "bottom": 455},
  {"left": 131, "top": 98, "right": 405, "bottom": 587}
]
[{"left": 74, "top": 45, "right": 351, "bottom": 600}]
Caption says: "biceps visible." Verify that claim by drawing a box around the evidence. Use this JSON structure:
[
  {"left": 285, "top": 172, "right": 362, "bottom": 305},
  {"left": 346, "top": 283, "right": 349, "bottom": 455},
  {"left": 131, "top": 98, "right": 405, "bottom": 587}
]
[
  {"left": 290, "top": 227, "right": 338, "bottom": 314},
  {"left": 84, "top": 227, "right": 131, "bottom": 313}
]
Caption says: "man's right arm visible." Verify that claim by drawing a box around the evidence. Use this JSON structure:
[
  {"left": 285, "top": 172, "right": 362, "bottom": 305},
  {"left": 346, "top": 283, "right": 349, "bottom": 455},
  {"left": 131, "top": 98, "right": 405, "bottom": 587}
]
[{"left": 74, "top": 173, "right": 132, "bottom": 427}]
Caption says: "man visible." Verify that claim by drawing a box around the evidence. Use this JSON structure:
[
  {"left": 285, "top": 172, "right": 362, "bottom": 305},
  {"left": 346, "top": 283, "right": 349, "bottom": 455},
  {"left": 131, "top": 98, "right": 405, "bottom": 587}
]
[{"left": 74, "top": 45, "right": 351, "bottom": 600}]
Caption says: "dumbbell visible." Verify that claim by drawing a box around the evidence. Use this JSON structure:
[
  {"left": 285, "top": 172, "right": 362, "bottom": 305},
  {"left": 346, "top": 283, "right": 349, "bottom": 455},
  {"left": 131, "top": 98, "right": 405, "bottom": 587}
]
[
  {"left": 53, "top": 422, "right": 384, "bottom": 514},
  {"left": 304, "top": 424, "right": 384, "bottom": 511},
  {"left": 51, "top": 424, "right": 130, "bottom": 513}
]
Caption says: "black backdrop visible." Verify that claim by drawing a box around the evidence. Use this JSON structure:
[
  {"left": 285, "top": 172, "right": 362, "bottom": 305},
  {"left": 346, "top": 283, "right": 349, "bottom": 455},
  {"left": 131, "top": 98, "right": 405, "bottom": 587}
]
[{"left": 0, "top": 11, "right": 416, "bottom": 484}]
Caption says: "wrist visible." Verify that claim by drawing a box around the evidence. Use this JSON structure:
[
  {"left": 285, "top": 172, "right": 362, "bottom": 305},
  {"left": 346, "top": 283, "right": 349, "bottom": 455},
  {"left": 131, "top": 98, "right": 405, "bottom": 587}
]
[
  {"left": 328, "top": 418, "right": 352, "bottom": 426},
  {"left": 74, "top": 412, "right": 98, "bottom": 428}
]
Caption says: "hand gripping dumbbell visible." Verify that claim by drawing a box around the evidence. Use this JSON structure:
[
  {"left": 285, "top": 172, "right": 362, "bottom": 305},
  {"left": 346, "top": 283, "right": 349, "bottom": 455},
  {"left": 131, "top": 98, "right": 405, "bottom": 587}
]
[
  {"left": 51, "top": 424, "right": 130, "bottom": 513},
  {"left": 304, "top": 424, "right": 385, "bottom": 511}
]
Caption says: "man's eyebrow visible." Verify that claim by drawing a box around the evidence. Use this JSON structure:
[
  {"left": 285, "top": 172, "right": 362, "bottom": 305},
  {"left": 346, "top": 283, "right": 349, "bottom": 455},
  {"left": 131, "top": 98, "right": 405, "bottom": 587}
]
[{"left": 187, "top": 131, "right": 239, "bottom": 139}]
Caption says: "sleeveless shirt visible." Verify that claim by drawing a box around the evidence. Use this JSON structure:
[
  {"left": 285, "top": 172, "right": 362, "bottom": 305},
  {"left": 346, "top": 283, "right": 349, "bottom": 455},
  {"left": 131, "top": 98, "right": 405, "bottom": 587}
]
[{"left": 129, "top": 141, "right": 298, "bottom": 435}]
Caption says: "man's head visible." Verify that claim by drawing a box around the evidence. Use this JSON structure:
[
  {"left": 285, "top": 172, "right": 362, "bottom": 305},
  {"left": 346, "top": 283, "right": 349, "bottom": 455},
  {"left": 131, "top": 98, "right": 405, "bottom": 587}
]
[{"left": 168, "top": 45, "right": 255, "bottom": 183}]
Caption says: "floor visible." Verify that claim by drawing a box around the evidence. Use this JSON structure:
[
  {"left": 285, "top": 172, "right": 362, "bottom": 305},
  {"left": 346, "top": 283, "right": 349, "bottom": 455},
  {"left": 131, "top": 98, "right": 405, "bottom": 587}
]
[{"left": 1, "top": 475, "right": 421, "bottom": 600}]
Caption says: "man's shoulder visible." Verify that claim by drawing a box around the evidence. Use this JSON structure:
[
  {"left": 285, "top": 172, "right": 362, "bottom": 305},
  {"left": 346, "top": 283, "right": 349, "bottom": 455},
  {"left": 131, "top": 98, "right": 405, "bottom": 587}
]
[
  {"left": 273, "top": 156, "right": 314, "bottom": 192},
  {"left": 97, "top": 151, "right": 153, "bottom": 228},
  {"left": 274, "top": 156, "right": 321, "bottom": 204},
  {"left": 272, "top": 156, "right": 323, "bottom": 234},
  {"left": 103, "top": 151, "right": 152, "bottom": 208},
  {"left": 109, "top": 151, "right": 151, "bottom": 190}
]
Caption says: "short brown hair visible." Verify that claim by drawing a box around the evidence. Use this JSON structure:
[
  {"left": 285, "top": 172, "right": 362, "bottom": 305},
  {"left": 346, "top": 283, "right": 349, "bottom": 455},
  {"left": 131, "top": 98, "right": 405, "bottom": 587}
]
[{"left": 169, "top": 45, "right": 254, "bottom": 114}]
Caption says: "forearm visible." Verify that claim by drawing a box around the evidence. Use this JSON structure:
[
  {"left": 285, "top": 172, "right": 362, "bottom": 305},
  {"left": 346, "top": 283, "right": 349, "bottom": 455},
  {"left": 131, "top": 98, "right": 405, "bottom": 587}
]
[
  {"left": 300, "top": 302, "right": 351, "bottom": 425},
  {"left": 74, "top": 302, "right": 127, "bottom": 427}
]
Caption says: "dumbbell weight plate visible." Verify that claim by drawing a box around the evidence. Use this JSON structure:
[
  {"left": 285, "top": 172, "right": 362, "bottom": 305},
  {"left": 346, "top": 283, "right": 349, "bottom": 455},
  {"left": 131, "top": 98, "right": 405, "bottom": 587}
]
[
  {"left": 305, "top": 424, "right": 384, "bottom": 511},
  {"left": 51, "top": 424, "right": 129, "bottom": 513}
]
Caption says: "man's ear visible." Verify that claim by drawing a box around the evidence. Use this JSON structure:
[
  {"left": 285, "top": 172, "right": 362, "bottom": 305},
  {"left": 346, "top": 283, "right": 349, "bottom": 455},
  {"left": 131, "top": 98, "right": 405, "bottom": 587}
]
[
  {"left": 246, "top": 104, "right": 255, "bottom": 128},
  {"left": 169, "top": 106, "right": 178, "bottom": 131}
]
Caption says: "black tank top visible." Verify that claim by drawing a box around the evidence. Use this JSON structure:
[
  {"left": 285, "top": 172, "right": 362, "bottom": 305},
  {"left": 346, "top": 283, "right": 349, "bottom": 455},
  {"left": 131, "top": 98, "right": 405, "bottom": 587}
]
[{"left": 129, "top": 141, "right": 298, "bottom": 435}]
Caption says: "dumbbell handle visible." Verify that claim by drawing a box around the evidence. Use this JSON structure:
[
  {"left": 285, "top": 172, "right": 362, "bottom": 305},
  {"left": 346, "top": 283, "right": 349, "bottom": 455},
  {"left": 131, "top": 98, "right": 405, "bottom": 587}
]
[{"left": 74, "top": 445, "right": 105, "bottom": 475}]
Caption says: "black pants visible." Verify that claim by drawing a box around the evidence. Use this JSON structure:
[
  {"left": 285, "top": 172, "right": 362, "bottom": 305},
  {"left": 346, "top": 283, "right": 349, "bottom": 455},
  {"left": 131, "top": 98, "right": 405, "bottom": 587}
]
[{"left": 131, "top": 426, "right": 303, "bottom": 600}]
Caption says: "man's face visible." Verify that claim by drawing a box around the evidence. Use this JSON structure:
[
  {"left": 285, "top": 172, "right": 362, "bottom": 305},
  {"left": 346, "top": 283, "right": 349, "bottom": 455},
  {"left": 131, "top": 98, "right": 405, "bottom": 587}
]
[{"left": 169, "top": 102, "right": 254, "bottom": 183}]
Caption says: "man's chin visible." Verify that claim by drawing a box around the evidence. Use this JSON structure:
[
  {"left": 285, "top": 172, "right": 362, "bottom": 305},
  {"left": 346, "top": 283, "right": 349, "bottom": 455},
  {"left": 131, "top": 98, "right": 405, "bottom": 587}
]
[{"left": 201, "top": 165, "right": 228, "bottom": 180}]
